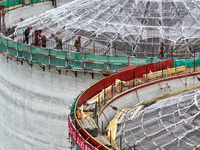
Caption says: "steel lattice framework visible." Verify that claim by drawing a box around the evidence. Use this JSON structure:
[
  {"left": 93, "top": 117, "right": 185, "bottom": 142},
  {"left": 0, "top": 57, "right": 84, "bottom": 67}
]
[
  {"left": 11, "top": 0, "right": 200, "bottom": 57},
  {"left": 115, "top": 89, "right": 200, "bottom": 150}
]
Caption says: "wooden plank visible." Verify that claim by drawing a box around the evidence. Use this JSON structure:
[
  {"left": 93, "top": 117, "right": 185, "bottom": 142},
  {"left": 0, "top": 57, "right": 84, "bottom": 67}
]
[
  {"left": 128, "top": 105, "right": 144, "bottom": 120},
  {"left": 143, "top": 66, "right": 186, "bottom": 80}
]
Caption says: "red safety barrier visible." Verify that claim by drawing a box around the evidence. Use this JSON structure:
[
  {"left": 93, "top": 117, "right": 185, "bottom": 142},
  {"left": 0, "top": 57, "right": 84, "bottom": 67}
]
[
  {"left": 118, "top": 65, "right": 137, "bottom": 72},
  {"left": 68, "top": 116, "right": 95, "bottom": 150},
  {"left": 74, "top": 59, "right": 175, "bottom": 149},
  {"left": 76, "top": 60, "right": 174, "bottom": 107}
]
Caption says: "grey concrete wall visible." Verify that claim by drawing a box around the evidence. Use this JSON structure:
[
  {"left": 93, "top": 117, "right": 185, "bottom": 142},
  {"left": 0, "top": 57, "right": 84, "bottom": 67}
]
[
  {"left": 0, "top": 54, "right": 103, "bottom": 150},
  {"left": 98, "top": 75, "right": 200, "bottom": 131},
  {"left": 5, "top": 0, "right": 74, "bottom": 28}
]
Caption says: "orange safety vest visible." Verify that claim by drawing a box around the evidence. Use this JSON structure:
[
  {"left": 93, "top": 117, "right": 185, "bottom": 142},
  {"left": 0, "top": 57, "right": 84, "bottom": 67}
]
[
  {"left": 75, "top": 39, "right": 80, "bottom": 46},
  {"left": 55, "top": 34, "right": 60, "bottom": 40},
  {"left": 41, "top": 37, "right": 46, "bottom": 45}
]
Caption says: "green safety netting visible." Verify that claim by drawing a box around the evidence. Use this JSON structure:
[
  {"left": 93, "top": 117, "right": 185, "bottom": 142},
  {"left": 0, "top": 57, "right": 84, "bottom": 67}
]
[
  {"left": 85, "top": 62, "right": 108, "bottom": 71},
  {"left": 8, "top": 47, "right": 17, "bottom": 56},
  {"left": 50, "top": 50, "right": 65, "bottom": 59},
  {"left": 18, "top": 43, "right": 31, "bottom": 52},
  {"left": 85, "top": 54, "right": 108, "bottom": 63},
  {"left": 0, "top": 44, "right": 7, "bottom": 53},
  {"left": 32, "top": 46, "right": 49, "bottom": 55},
  {"left": 0, "top": 36, "right": 7, "bottom": 44},
  {"left": 67, "top": 52, "right": 85, "bottom": 61},
  {"left": 109, "top": 55, "right": 129, "bottom": 64},
  {"left": 1, "top": 37, "right": 200, "bottom": 73},
  {"left": 129, "top": 57, "right": 152, "bottom": 66},
  {"left": 175, "top": 58, "right": 200, "bottom": 68},
  {"left": 50, "top": 57, "right": 65, "bottom": 67},
  {"left": 8, "top": 40, "right": 17, "bottom": 49},
  {"left": 0, "top": 0, "right": 48, "bottom": 9},
  {"left": 32, "top": 54, "right": 49, "bottom": 65},
  {"left": 19, "top": 51, "right": 30, "bottom": 60}
]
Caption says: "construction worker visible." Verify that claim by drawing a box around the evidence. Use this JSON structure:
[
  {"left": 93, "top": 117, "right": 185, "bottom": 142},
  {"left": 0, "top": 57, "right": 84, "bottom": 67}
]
[
  {"left": 23, "top": 26, "right": 32, "bottom": 44},
  {"left": 74, "top": 35, "right": 81, "bottom": 52},
  {"left": 39, "top": 34, "right": 46, "bottom": 48},
  {"left": 51, "top": 33, "right": 62, "bottom": 50},
  {"left": 159, "top": 41, "right": 165, "bottom": 57}
]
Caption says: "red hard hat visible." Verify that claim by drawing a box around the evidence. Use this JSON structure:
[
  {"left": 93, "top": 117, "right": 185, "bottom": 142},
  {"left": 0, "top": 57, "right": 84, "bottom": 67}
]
[
  {"left": 30, "top": 26, "right": 33, "bottom": 29},
  {"left": 51, "top": 33, "right": 54, "bottom": 36},
  {"left": 42, "top": 35, "right": 45, "bottom": 38},
  {"left": 159, "top": 50, "right": 161, "bottom": 54},
  {"left": 1, "top": 12, "right": 5, "bottom": 16},
  {"left": 38, "top": 38, "right": 41, "bottom": 41},
  {"left": 78, "top": 35, "right": 81, "bottom": 38}
]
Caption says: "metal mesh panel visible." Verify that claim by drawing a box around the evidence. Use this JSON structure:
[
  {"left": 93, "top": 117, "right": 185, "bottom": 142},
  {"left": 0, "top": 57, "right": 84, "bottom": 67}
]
[
  {"left": 12, "top": 0, "right": 200, "bottom": 57},
  {"left": 116, "top": 89, "right": 200, "bottom": 150}
]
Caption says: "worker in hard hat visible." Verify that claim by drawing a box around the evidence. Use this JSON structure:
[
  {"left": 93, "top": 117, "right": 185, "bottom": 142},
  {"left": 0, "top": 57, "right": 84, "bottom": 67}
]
[
  {"left": 159, "top": 41, "right": 165, "bottom": 57},
  {"left": 23, "top": 26, "right": 32, "bottom": 44},
  {"left": 51, "top": 33, "right": 62, "bottom": 50},
  {"left": 74, "top": 35, "right": 81, "bottom": 52},
  {"left": 39, "top": 34, "right": 46, "bottom": 48}
]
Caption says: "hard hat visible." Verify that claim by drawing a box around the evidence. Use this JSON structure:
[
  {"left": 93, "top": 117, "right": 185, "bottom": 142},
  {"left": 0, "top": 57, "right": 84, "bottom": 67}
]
[
  {"left": 38, "top": 38, "right": 41, "bottom": 41},
  {"left": 30, "top": 26, "right": 33, "bottom": 29},
  {"left": 1, "top": 12, "right": 5, "bottom": 16},
  {"left": 42, "top": 35, "right": 45, "bottom": 38},
  {"left": 159, "top": 50, "right": 161, "bottom": 54},
  {"left": 51, "top": 33, "right": 54, "bottom": 36},
  {"left": 78, "top": 35, "right": 81, "bottom": 38}
]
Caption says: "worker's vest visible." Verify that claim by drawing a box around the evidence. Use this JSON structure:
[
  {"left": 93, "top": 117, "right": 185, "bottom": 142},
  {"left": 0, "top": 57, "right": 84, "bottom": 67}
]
[
  {"left": 42, "top": 39, "right": 46, "bottom": 45},
  {"left": 55, "top": 34, "right": 60, "bottom": 40},
  {"left": 75, "top": 39, "right": 80, "bottom": 46}
]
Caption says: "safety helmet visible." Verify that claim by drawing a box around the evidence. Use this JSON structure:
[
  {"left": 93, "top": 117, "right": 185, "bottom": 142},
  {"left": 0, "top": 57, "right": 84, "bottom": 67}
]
[
  {"left": 30, "top": 26, "right": 33, "bottom": 29},
  {"left": 51, "top": 33, "right": 54, "bottom": 36},
  {"left": 78, "top": 35, "right": 81, "bottom": 38},
  {"left": 38, "top": 38, "right": 41, "bottom": 41},
  {"left": 42, "top": 35, "right": 45, "bottom": 38},
  {"left": 159, "top": 50, "right": 161, "bottom": 54}
]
